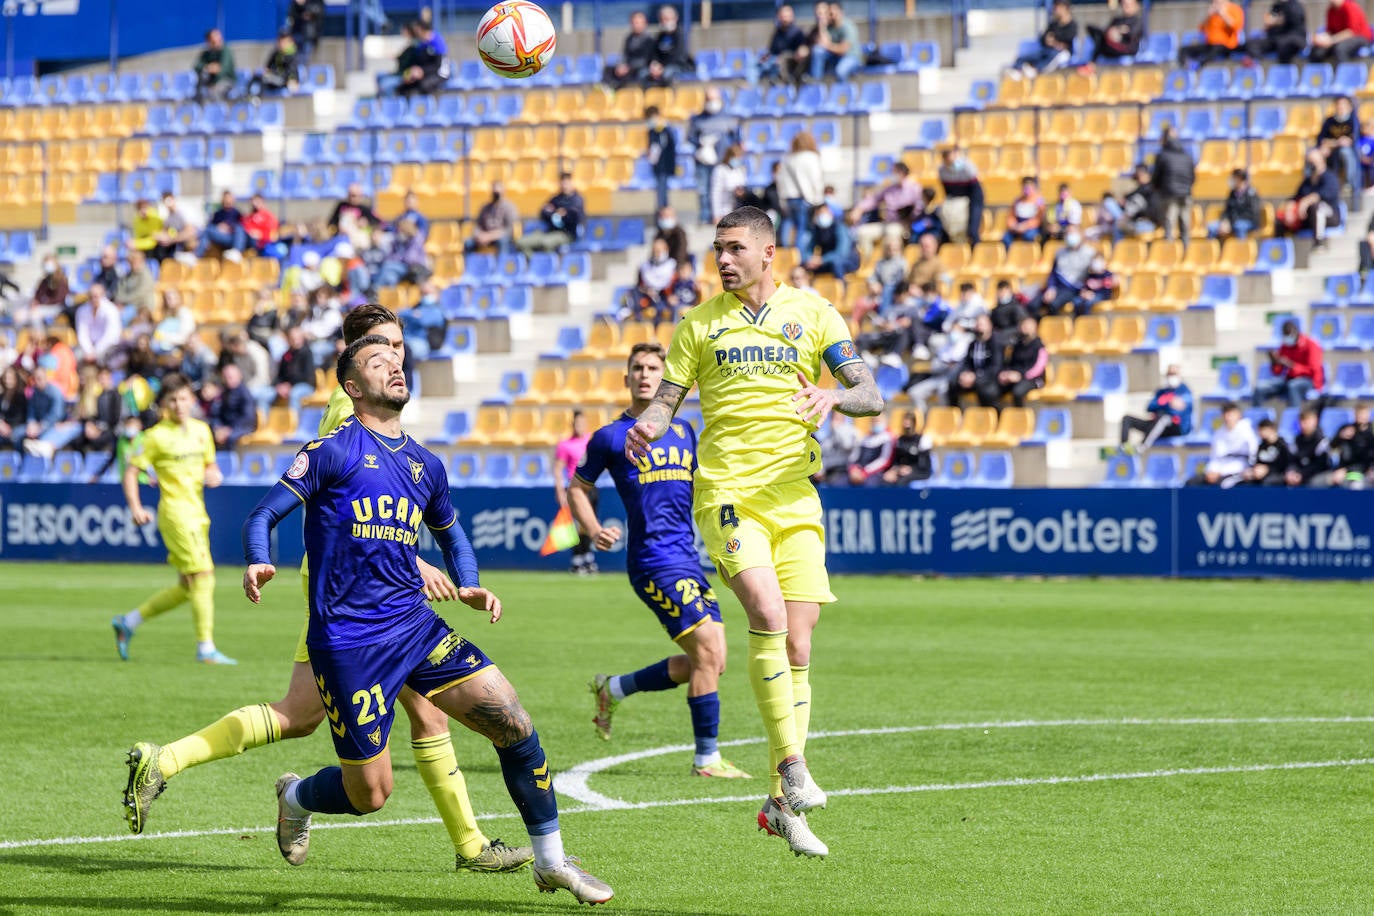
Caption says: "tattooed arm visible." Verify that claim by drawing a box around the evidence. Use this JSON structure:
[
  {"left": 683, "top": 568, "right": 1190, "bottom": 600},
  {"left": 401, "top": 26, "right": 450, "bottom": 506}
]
[
  {"left": 792, "top": 361, "right": 884, "bottom": 427},
  {"left": 624, "top": 379, "right": 690, "bottom": 461}
]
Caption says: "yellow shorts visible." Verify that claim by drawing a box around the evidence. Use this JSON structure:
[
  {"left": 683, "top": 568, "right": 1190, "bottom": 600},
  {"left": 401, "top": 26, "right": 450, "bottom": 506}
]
[
  {"left": 161, "top": 512, "right": 213, "bottom": 576},
  {"left": 693, "top": 478, "right": 836, "bottom": 604},
  {"left": 294, "top": 564, "right": 311, "bottom": 664}
]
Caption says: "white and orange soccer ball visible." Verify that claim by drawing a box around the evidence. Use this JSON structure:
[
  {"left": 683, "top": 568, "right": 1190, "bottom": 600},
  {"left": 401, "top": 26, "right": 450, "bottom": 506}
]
[{"left": 476, "top": 1, "right": 557, "bottom": 79}]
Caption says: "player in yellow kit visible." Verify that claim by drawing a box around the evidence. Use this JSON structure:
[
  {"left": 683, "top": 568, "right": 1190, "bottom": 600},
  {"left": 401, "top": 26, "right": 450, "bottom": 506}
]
[
  {"left": 121, "top": 306, "right": 532, "bottom": 875},
  {"left": 626, "top": 206, "right": 883, "bottom": 858},
  {"left": 113, "top": 373, "right": 234, "bottom": 665}
]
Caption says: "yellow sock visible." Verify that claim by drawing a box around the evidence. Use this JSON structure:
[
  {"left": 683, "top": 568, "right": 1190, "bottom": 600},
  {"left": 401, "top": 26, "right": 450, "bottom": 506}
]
[
  {"left": 790, "top": 665, "right": 812, "bottom": 756},
  {"left": 748, "top": 629, "right": 799, "bottom": 800},
  {"left": 138, "top": 584, "right": 188, "bottom": 622},
  {"left": 412, "top": 733, "right": 487, "bottom": 859},
  {"left": 187, "top": 572, "right": 216, "bottom": 643},
  {"left": 159, "top": 703, "right": 281, "bottom": 778}
]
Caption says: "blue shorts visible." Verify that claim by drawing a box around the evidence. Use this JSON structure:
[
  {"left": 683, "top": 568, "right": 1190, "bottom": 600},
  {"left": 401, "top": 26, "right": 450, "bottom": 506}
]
[
  {"left": 630, "top": 566, "right": 723, "bottom": 641},
  {"left": 308, "top": 613, "right": 494, "bottom": 763}
]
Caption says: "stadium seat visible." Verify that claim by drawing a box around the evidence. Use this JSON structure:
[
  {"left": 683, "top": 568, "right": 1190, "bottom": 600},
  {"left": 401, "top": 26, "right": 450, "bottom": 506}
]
[
  {"left": 1343, "top": 314, "right": 1374, "bottom": 349},
  {"left": 434, "top": 324, "right": 477, "bottom": 358},
  {"left": 427, "top": 410, "right": 473, "bottom": 447},
  {"left": 1139, "top": 316, "right": 1182, "bottom": 352},
  {"left": 1187, "top": 407, "right": 1223, "bottom": 444},
  {"left": 1100, "top": 454, "right": 1140, "bottom": 488},
  {"left": 1197, "top": 275, "right": 1238, "bottom": 307},
  {"left": 1209, "top": 363, "right": 1251, "bottom": 401},
  {"left": 1311, "top": 313, "right": 1345, "bottom": 350},
  {"left": 1143, "top": 453, "right": 1182, "bottom": 488},
  {"left": 1321, "top": 407, "right": 1356, "bottom": 439},
  {"left": 938, "top": 450, "right": 976, "bottom": 488},
  {"left": 447, "top": 451, "right": 482, "bottom": 485},
  {"left": 1325, "top": 273, "right": 1361, "bottom": 305},
  {"left": 1082, "top": 361, "right": 1128, "bottom": 398},
  {"left": 923, "top": 407, "right": 961, "bottom": 446},
  {"left": 972, "top": 451, "right": 1014, "bottom": 488},
  {"left": 513, "top": 452, "right": 554, "bottom": 486},
  {"left": 1256, "top": 64, "right": 1299, "bottom": 99},
  {"left": 1025, "top": 407, "right": 1072, "bottom": 444},
  {"left": 1250, "top": 239, "right": 1295, "bottom": 272},
  {"left": 541, "top": 326, "right": 587, "bottom": 360},
  {"left": 1159, "top": 70, "right": 1193, "bottom": 103},
  {"left": 1328, "top": 361, "right": 1373, "bottom": 398},
  {"left": 1297, "top": 63, "right": 1334, "bottom": 97}
]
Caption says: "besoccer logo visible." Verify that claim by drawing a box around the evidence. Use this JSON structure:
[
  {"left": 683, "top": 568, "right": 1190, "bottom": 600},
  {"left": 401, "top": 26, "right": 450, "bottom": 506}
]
[
  {"left": 725, "top": 537, "right": 741, "bottom": 554},
  {"left": 782, "top": 322, "right": 804, "bottom": 342}
]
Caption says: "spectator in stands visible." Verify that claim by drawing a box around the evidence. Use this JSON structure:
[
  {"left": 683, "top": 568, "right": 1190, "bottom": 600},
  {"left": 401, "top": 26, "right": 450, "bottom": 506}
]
[
  {"left": 1049, "top": 183, "right": 1083, "bottom": 241},
  {"left": 21, "top": 360, "right": 80, "bottom": 458},
  {"left": 292, "top": 250, "right": 326, "bottom": 297},
  {"left": 72, "top": 364, "right": 120, "bottom": 460},
  {"left": 997, "top": 315, "right": 1048, "bottom": 407},
  {"left": 1285, "top": 408, "right": 1333, "bottom": 486},
  {"left": 75, "top": 284, "right": 121, "bottom": 364},
  {"left": 803, "top": 203, "right": 857, "bottom": 278},
  {"left": 948, "top": 281, "right": 988, "bottom": 331},
  {"left": 23, "top": 255, "right": 69, "bottom": 327},
  {"left": 119, "top": 249, "right": 157, "bottom": 316},
  {"left": 652, "top": 5, "right": 694, "bottom": 83},
  {"left": 1072, "top": 252, "right": 1115, "bottom": 315},
  {"left": 1011, "top": 0, "right": 1076, "bottom": 78},
  {"left": 1255, "top": 318, "right": 1325, "bottom": 407},
  {"left": 368, "top": 218, "right": 430, "bottom": 293},
  {"left": 1119, "top": 163, "right": 1158, "bottom": 237},
  {"left": 1313, "top": 406, "right": 1374, "bottom": 487},
  {"left": 908, "top": 188, "right": 946, "bottom": 245},
  {"left": 709, "top": 144, "right": 749, "bottom": 222},
  {"left": 124, "top": 334, "right": 159, "bottom": 382},
  {"left": 654, "top": 206, "right": 689, "bottom": 266},
  {"left": 1180, "top": 0, "right": 1246, "bottom": 66},
  {"left": 0, "top": 365, "right": 28, "bottom": 451},
  {"left": 1002, "top": 176, "right": 1045, "bottom": 248},
  {"left": 1186, "top": 401, "right": 1258, "bottom": 487},
  {"left": 152, "top": 192, "right": 198, "bottom": 263},
  {"left": 938, "top": 147, "right": 984, "bottom": 246},
  {"left": 846, "top": 416, "right": 895, "bottom": 486},
  {"left": 204, "top": 363, "right": 257, "bottom": 451},
  {"left": 397, "top": 20, "right": 449, "bottom": 97},
  {"left": 621, "top": 237, "right": 678, "bottom": 324},
  {"left": 645, "top": 105, "right": 678, "bottom": 212},
  {"left": 815, "top": 411, "right": 857, "bottom": 486},
  {"left": 1310, "top": 0, "right": 1372, "bottom": 63},
  {"left": 1209, "top": 169, "right": 1261, "bottom": 241},
  {"left": 246, "top": 291, "right": 282, "bottom": 356},
  {"left": 269, "top": 325, "right": 318, "bottom": 413},
  {"left": 849, "top": 161, "right": 922, "bottom": 256},
  {"left": 851, "top": 235, "right": 909, "bottom": 328},
  {"left": 92, "top": 245, "right": 120, "bottom": 303},
  {"left": 220, "top": 328, "right": 273, "bottom": 393},
  {"left": 152, "top": 289, "right": 195, "bottom": 355},
  {"left": 1081, "top": 0, "right": 1146, "bottom": 70},
  {"left": 789, "top": 264, "right": 819, "bottom": 296},
  {"left": 778, "top": 132, "right": 825, "bottom": 253},
  {"left": 687, "top": 88, "right": 741, "bottom": 224},
  {"left": 193, "top": 29, "right": 236, "bottom": 103},
  {"left": 1278, "top": 149, "right": 1342, "bottom": 246},
  {"left": 879, "top": 412, "right": 932, "bottom": 486},
  {"left": 1318, "top": 96, "right": 1363, "bottom": 211},
  {"left": 302, "top": 287, "right": 344, "bottom": 366},
  {"left": 1036, "top": 230, "right": 1096, "bottom": 315},
  {"left": 327, "top": 183, "right": 382, "bottom": 246},
  {"left": 397, "top": 282, "right": 446, "bottom": 363},
  {"left": 518, "top": 172, "right": 585, "bottom": 253},
  {"left": 466, "top": 183, "right": 519, "bottom": 254},
  {"left": 810, "top": 1, "right": 862, "bottom": 83},
  {"left": 948, "top": 314, "right": 1003, "bottom": 407},
  {"left": 758, "top": 4, "right": 807, "bottom": 86},
  {"left": 990, "top": 280, "right": 1029, "bottom": 345},
  {"left": 197, "top": 190, "right": 248, "bottom": 260},
  {"left": 378, "top": 21, "right": 419, "bottom": 95},
  {"left": 130, "top": 198, "right": 162, "bottom": 255},
  {"left": 1359, "top": 210, "right": 1374, "bottom": 279},
  {"left": 604, "top": 11, "right": 657, "bottom": 90},
  {"left": 1239, "top": 418, "right": 1293, "bottom": 486},
  {"left": 904, "top": 231, "right": 944, "bottom": 292},
  {"left": 1151, "top": 125, "right": 1196, "bottom": 247},
  {"left": 1120, "top": 364, "right": 1193, "bottom": 453},
  {"left": 287, "top": 0, "right": 325, "bottom": 66},
  {"left": 666, "top": 260, "right": 701, "bottom": 316},
  {"left": 248, "top": 31, "right": 300, "bottom": 99},
  {"left": 242, "top": 194, "right": 280, "bottom": 255},
  {"left": 1245, "top": 0, "right": 1307, "bottom": 64}
]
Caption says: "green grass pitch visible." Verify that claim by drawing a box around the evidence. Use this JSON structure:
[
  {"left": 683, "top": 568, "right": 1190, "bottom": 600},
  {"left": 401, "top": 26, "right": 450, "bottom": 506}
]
[{"left": 2, "top": 563, "right": 1373, "bottom": 914}]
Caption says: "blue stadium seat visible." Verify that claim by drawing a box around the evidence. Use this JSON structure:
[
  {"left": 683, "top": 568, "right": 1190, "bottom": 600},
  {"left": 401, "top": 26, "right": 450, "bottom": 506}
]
[
  {"left": 746, "top": 120, "right": 780, "bottom": 152},
  {"left": 1209, "top": 363, "right": 1251, "bottom": 401},
  {"left": 1159, "top": 70, "right": 1194, "bottom": 102},
  {"left": 1182, "top": 454, "right": 1210, "bottom": 482},
  {"left": 1298, "top": 63, "right": 1334, "bottom": 97},
  {"left": 0, "top": 451, "right": 20, "bottom": 484},
  {"left": 1325, "top": 272, "right": 1361, "bottom": 304},
  {"left": 288, "top": 406, "right": 324, "bottom": 443},
  {"left": 721, "top": 48, "right": 755, "bottom": 80},
  {"left": 427, "top": 410, "right": 473, "bottom": 446},
  {"left": 465, "top": 93, "right": 497, "bottom": 124},
  {"left": 1328, "top": 361, "right": 1373, "bottom": 398},
  {"left": 412, "top": 130, "right": 448, "bottom": 161},
  {"left": 1179, "top": 109, "right": 1216, "bottom": 142},
  {"left": 1145, "top": 109, "right": 1182, "bottom": 140},
  {"left": 350, "top": 97, "right": 379, "bottom": 129},
  {"left": 429, "top": 94, "right": 466, "bottom": 128},
  {"left": 499, "top": 286, "right": 533, "bottom": 316},
  {"left": 279, "top": 166, "right": 306, "bottom": 199},
  {"left": 1226, "top": 65, "right": 1263, "bottom": 100},
  {"left": 1136, "top": 33, "right": 1179, "bottom": 64},
  {"left": 447, "top": 451, "right": 481, "bottom": 485},
  {"left": 1187, "top": 407, "right": 1223, "bottom": 444},
  {"left": 1143, "top": 453, "right": 1182, "bottom": 488},
  {"left": 1311, "top": 313, "right": 1345, "bottom": 350},
  {"left": 910, "top": 118, "right": 948, "bottom": 150},
  {"left": 905, "top": 40, "right": 940, "bottom": 71},
  {"left": 470, "top": 285, "right": 502, "bottom": 314},
  {"left": 577, "top": 216, "right": 614, "bottom": 252},
  {"left": 562, "top": 252, "right": 592, "bottom": 283},
  {"left": 612, "top": 217, "right": 646, "bottom": 251},
  {"left": 1137, "top": 316, "right": 1182, "bottom": 351},
  {"left": 483, "top": 370, "right": 529, "bottom": 405},
  {"left": 1342, "top": 314, "right": 1374, "bottom": 349},
  {"left": 862, "top": 154, "right": 897, "bottom": 186},
  {"left": 1334, "top": 61, "right": 1368, "bottom": 96},
  {"left": 481, "top": 452, "right": 515, "bottom": 485},
  {"left": 1196, "top": 275, "right": 1237, "bottom": 307},
  {"left": 495, "top": 253, "right": 527, "bottom": 286},
  {"left": 874, "top": 363, "right": 906, "bottom": 400},
  {"left": 514, "top": 452, "right": 553, "bottom": 487},
  {"left": 1214, "top": 106, "right": 1248, "bottom": 140},
  {"left": 45, "top": 451, "right": 85, "bottom": 483},
  {"left": 692, "top": 49, "right": 725, "bottom": 80},
  {"left": 434, "top": 323, "right": 477, "bottom": 358},
  {"left": 306, "top": 64, "right": 335, "bottom": 92},
  {"left": 940, "top": 450, "right": 975, "bottom": 488},
  {"left": 541, "top": 327, "right": 586, "bottom": 360},
  {"left": 757, "top": 85, "right": 794, "bottom": 119},
  {"left": 457, "top": 254, "right": 497, "bottom": 287},
  {"left": 787, "top": 83, "right": 826, "bottom": 118},
  {"left": 1250, "top": 239, "right": 1295, "bottom": 272},
  {"left": 857, "top": 82, "right": 891, "bottom": 113},
  {"left": 1196, "top": 67, "right": 1231, "bottom": 101},
  {"left": 374, "top": 131, "right": 417, "bottom": 164},
  {"left": 1083, "top": 362, "right": 1128, "bottom": 398},
  {"left": 974, "top": 451, "right": 1014, "bottom": 488},
  {"left": 521, "top": 252, "right": 556, "bottom": 286},
  {"left": 17, "top": 453, "right": 50, "bottom": 483},
  {"left": 439, "top": 286, "right": 477, "bottom": 321},
  {"left": 965, "top": 79, "right": 997, "bottom": 110},
  {"left": 572, "top": 53, "right": 602, "bottom": 84},
  {"left": 821, "top": 82, "right": 861, "bottom": 115},
  {"left": 87, "top": 173, "right": 120, "bottom": 205},
  {"left": 215, "top": 451, "right": 240, "bottom": 481},
  {"left": 1025, "top": 407, "right": 1072, "bottom": 444},
  {"left": 1100, "top": 454, "right": 1140, "bottom": 488},
  {"left": 37, "top": 74, "right": 70, "bottom": 105},
  {"left": 400, "top": 96, "right": 436, "bottom": 129},
  {"left": 1321, "top": 407, "right": 1356, "bottom": 438},
  {"left": 1256, "top": 64, "right": 1299, "bottom": 98},
  {"left": 170, "top": 71, "right": 197, "bottom": 100},
  {"left": 235, "top": 451, "right": 274, "bottom": 484},
  {"left": 455, "top": 59, "right": 496, "bottom": 90}
]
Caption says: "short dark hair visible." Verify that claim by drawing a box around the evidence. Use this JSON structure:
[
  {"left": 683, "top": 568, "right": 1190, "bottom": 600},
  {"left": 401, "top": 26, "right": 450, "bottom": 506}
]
[
  {"left": 1231, "top": 168, "right": 1249, "bottom": 181},
  {"left": 628, "top": 341, "right": 667, "bottom": 370},
  {"left": 336, "top": 334, "right": 393, "bottom": 389},
  {"left": 1221, "top": 400, "right": 1241, "bottom": 414},
  {"left": 645, "top": 105, "right": 660, "bottom": 119},
  {"left": 559, "top": 171, "right": 573, "bottom": 181},
  {"left": 959, "top": 282, "right": 976, "bottom": 293},
  {"left": 159, "top": 373, "right": 191, "bottom": 404},
  {"left": 343, "top": 303, "right": 399, "bottom": 345},
  {"left": 1300, "top": 407, "right": 1321, "bottom": 421},
  {"left": 1281, "top": 319, "right": 1299, "bottom": 336},
  {"left": 996, "top": 279, "right": 1013, "bottom": 290},
  {"left": 1258, "top": 418, "right": 1276, "bottom": 431},
  {"left": 892, "top": 161, "right": 910, "bottom": 176},
  {"left": 716, "top": 205, "right": 775, "bottom": 239}
]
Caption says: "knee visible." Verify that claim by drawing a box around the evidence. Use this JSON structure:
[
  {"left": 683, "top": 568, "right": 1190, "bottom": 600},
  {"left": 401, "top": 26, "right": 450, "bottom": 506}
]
[
  {"left": 347, "top": 783, "right": 390, "bottom": 814},
  {"left": 786, "top": 631, "right": 813, "bottom": 666},
  {"left": 271, "top": 695, "right": 326, "bottom": 739},
  {"left": 406, "top": 697, "right": 452, "bottom": 741}
]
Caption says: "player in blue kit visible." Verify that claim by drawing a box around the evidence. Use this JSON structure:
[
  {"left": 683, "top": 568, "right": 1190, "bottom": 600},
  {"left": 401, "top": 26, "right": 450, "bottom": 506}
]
[
  {"left": 568, "top": 342, "right": 750, "bottom": 779},
  {"left": 241, "top": 335, "right": 613, "bottom": 905}
]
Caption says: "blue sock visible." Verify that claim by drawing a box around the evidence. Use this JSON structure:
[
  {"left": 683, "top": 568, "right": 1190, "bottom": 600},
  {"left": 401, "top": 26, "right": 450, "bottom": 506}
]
[
  {"left": 620, "top": 658, "right": 678, "bottom": 697},
  {"left": 495, "top": 731, "right": 559, "bottom": 836},
  {"left": 294, "top": 766, "right": 364, "bottom": 816},
  {"left": 687, "top": 692, "right": 720, "bottom": 761}
]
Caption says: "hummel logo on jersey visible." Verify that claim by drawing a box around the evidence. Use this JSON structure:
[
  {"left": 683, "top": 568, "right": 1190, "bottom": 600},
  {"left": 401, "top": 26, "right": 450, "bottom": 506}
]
[
  {"left": 763, "top": 670, "right": 786, "bottom": 681},
  {"left": 707, "top": 327, "right": 732, "bottom": 340},
  {"left": 364, "top": 454, "right": 379, "bottom": 469}
]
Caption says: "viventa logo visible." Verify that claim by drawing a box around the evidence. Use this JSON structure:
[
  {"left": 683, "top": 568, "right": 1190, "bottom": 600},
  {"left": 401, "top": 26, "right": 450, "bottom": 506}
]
[
  {"left": 1196, "top": 512, "right": 1368, "bottom": 551},
  {"left": 951, "top": 507, "right": 1158, "bottom": 555}
]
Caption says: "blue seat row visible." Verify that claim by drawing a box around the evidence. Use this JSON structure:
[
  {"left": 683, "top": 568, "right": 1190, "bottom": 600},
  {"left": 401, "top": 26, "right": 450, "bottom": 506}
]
[
  {"left": 438, "top": 284, "right": 536, "bottom": 321},
  {"left": 246, "top": 164, "right": 392, "bottom": 201},
  {"left": 1158, "top": 61, "right": 1366, "bottom": 103},
  {"left": 445, "top": 451, "right": 555, "bottom": 487},
  {"left": 690, "top": 41, "right": 939, "bottom": 82},
  {"left": 0, "top": 231, "right": 36, "bottom": 263},
  {"left": 137, "top": 100, "right": 283, "bottom": 137},
  {"left": 294, "top": 129, "right": 468, "bottom": 167},
  {"left": 0, "top": 66, "right": 333, "bottom": 108},
  {"left": 1305, "top": 312, "right": 1374, "bottom": 351},
  {"left": 454, "top": 251, "right": 592, "bottom": 290},
  {"left": 724, "top": 81, "right": 890, "bottom": 117},
  {"left": 348, "top": 93, "right": 520, "bottom": 130},
  {"left": 85, "top": 170, "right": 181, "bottom": 205},
  {"left": 147, "top": 136, "right": 233, "bottom": 171},
  {"left": 924, "top": 450, "right": 1015, "bottom": 489}
]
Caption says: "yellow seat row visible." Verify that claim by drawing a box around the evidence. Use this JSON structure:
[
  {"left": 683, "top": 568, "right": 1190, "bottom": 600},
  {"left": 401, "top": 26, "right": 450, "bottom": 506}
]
[
  {"left": 463, "top": 404, "right": 616, "bottom": 447},
  {"left": 0, "top": 103, "right": 147, "bottom": 142},
  {"left": 512, "top": 85, "right": 705, "bottom": 126},
  {"left": 920, "top": 406, "right": 1036, "bottom": 448}
]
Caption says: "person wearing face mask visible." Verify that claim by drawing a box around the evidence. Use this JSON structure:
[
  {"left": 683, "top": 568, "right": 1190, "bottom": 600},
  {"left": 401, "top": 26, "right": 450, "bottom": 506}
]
[
  {"left": 1071, "top": 254, "right": 1115, "bottom": 316},
  {"left": 1149, "top": 124, "right": 1196, "bottom": 247},
  {"left": 1278, "top": 148, "right": 1343, "bottom": 246},
  {"left": 1254, "top": 319, "right": 1325, "bottom": 407},
  {"left": 1050, "top": 183, "right": 1083, "bottom": 241},
  {"left": 645, "top": 105, "right": 679, "bottom": 211},
  {"left": 465, "top": 183, "right": 519, "bottom": 254},
  {"left": 1119, "top": 364, "right": 1194, "bottom": 454},
  {"left": 709, "top": 143, "right": 748, "bottom": 223},
  {"left": 801, "top": 202, "right": 857, "bottom": 277},
  {"left": 24, "top": 254, "right": 69, "bottom": 327},
  {"left": 997, "top": 315, "right": 1048, "bottom": 408},
  {"left": 1210, "top": 169, "right": 1261, "bottom": 241},
  {"left": 1037, "top": 230, "right": 1096, "bottom": 316},
  {"left": 398, "top": 281, "right": 446, "bottom": 363},
  {"left": 989, "top": 280, "right": 1029, "bottom": 346},
  {"left": 687, "top": 88, "right": 741, "bottom": 225},
  {"left": 1317, "top": 96, "right": 1362, "bottom": 211},
  {"left": 654, "top": 206, "right": 689, "bottom": 267}
]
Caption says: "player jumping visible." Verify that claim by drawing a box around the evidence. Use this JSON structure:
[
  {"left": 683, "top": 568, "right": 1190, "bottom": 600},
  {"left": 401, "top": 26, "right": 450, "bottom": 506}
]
[
  {"left": 569, "top": 341, "right": 750, "bottom": 779},
  {"left": 625, "top": 206, "right": 883, "bottom": 858},
  {"left": 243, "top": 336, "right": 612, "bottom": 904}
]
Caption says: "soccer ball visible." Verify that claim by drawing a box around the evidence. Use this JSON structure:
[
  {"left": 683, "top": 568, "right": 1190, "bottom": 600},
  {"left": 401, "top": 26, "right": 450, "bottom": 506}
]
[{"left": 476, "top": 2, "right": 557, "bottom": 79}]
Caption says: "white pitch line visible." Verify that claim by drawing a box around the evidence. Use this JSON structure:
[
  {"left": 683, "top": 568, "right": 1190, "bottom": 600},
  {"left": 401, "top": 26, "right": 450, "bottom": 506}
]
[{"left": 5, "top": 717, "right": 1373, "bottom": 851}]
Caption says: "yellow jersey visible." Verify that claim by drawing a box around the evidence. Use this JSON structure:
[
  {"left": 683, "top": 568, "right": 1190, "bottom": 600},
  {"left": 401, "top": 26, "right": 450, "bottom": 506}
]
[
  {"left": 320, "top": 385, "right": 353, "bottom": 436},
  {"left": 129, "top": 417, "right": 216, "bottom": 517},
  {"left": 663, "top": 283, "right": 861, "bottom": 490}
]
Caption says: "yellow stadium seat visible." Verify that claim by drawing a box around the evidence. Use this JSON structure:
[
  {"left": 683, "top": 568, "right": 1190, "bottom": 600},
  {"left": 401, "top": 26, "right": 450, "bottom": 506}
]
[
  {"left": 969, "top": 241, "right": 1005, "bottom": 273},
  {"left": 984, "top": 407, "right": 1036, "bottom": 446},
  {"left": 514, "top": 89, "right": 557, "bottom": 124},
  {"left": 546, "top": 365, "right": 597, "bottom": 405},
  {"left": 615, "top": 322, "right": 653, "bottom": 359},
  {"left": 463, "top": 405, "right": 509, "bottom": 445},
  {"left": 1179, "top": 239, "right": 1220, "bottom": 274},
  {"left": 1109, "top": 238, "right": 1148, "bottom": 275},
  {"left": 1081, "top": 109, "right": 1129, "bottom": 144},
  {"left": 1153, "top": 273, "right": 1202, "bottom": 312},
  {"left": 1118, "top": 270, "right": 1163, "bottom": 311},
  {"left": 1219, "top": 237, "right": 1258, "bottom": 273},
  {"left": 995, "top": 145, "right": 1035, "bottom": 181},
  {"left": 1062, "top": 70, "right": 1095, "bottom": 105},
  {"left": 1005, "top": 241, "right": 1038, "bottom": 274},
  {"left": 994, "top": 74, "right": 1028, "bottom": 109},
  {"left": 468, "top": 128, "right": 503, "bottom": 162},
  {"left": 1056, "top": 315, "right": 1108, "bottom": 355},
  {"left": 656, "top": 322, "right": 675, "bottom": 350},
  {"left": 922, "top": 406, "right": 961, "bottom": 446},
  {"left": 939, "top": 243, "right": 970, "bottom": 274},
  {"left": 1123, "top": 67, "right": 1164, "bottom": 103},
  {"left": 1145, "top": 240, "right": 1184, "bottom": 272},
  {"left": 237, "top": 411, "right": 278, "bottom": 445},
  {"left": 486, "top": 406, "right": 543, "bottom": 447},
  {"left": 1039, "top": 360, "right": 1091, "bottom": 401},
  {"left": 518, "top": 365, "right": 566, "bottom": 406},
  {"left": 1027, "top": 72, "right": 1065, "bottom": 108},
  {"left": 1282, "top": 102, "right": 1323, "bottom": 138},
  {"left": 1036, "top": 143, "right": 1067, "bottom": 177},
  {"left": 945, "top": 406, "right": 998, "bottom": 446},
  {"left": 1096, "top": 315, "right": 1146, "bottom": 355},
  {"left": 1037, "top": 315, "right": 1073, "bottom": 353},
  {"left": 572, "top": 321, "right": 620, "bottom": 361}
]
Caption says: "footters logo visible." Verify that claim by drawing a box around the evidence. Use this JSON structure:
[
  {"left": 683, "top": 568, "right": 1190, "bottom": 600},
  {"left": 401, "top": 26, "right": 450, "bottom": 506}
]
[{"left": 951, "top": 508, "right": 1158, "bottom": 555}]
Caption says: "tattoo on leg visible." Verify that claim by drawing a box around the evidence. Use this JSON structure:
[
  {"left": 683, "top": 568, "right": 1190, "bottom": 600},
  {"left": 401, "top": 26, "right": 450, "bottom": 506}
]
[{"left": 461, "top": 682, "right": 533, "bottom": 746}]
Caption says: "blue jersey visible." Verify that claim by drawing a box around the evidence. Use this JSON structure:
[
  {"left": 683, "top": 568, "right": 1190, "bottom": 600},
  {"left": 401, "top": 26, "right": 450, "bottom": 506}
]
[
  {"left": 575, "top": 412, "right": 699, "bottom": 578},
  {"left": 278, "top": 417, "right": 458, "bottom": 650}
]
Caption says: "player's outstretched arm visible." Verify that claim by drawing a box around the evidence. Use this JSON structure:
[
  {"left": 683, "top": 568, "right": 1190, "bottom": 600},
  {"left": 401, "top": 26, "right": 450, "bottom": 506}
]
[
  {"left": 793, "top": 362, "right": 884, "bottom": 426},
  {"left": 568, "top": 478, "right": 622, "bottom": 551},
  {"left": 625, "top": 379, "right": 689, "bottom": 461},
  {"left": 241, "top": 483, "right": 304, "bottom": 602}
]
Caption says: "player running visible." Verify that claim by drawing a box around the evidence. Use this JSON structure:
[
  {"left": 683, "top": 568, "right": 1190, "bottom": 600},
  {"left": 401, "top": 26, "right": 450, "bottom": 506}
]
[
  {"left": 625, "top": 206, "right": 883, "bottom": 858},
  {"left": 243, "top": 335, "right": 613, "bottom": 904},
  {"left": 121, "top": 306, "right": 531, "bottom": 875},
  {"left": 112, "top": 373, "right": 234, "bottom": 665},
  {"left": 569, "top": 342, "right": 750, "bottom": 779}
]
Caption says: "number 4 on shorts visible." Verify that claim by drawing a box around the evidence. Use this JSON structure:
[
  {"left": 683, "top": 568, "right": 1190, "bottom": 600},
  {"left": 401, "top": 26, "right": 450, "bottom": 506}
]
[{"left": 719, "top": 505, "right": 739, "bottom": 529}]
